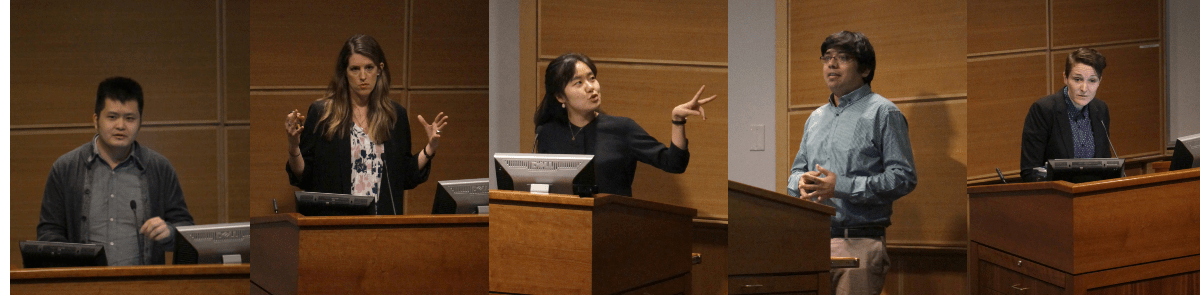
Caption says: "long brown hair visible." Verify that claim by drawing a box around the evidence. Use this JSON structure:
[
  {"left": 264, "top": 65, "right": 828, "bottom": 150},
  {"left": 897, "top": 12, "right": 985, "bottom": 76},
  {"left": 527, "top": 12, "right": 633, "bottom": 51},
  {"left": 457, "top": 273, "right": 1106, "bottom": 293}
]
[{"left": 316, "top": 34, "right": 397, "bottom": 142}]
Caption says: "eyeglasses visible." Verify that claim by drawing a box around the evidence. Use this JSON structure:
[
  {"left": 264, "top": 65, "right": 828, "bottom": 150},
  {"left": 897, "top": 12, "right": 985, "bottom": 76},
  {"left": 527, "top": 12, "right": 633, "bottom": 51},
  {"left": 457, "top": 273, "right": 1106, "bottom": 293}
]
[{"left": 819, "top": 54, "right": 854, "bottom": 64}]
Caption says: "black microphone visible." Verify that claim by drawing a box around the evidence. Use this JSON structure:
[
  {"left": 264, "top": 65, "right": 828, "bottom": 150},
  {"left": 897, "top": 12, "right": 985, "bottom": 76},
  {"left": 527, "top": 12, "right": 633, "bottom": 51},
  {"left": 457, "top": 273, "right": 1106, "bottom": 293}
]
[
  {"left": 130, "top": 200, "right": 144, "bottom": 265},
  {"left": 1100, "top": 120, "right": 1119, "bottom": 158},
  {"left": 383, "top": 152, "right": 397, "bottom": 215},
  {"left": 1100, "top": 120, "right": 1125, "bottom": 177},
  {"left": 995, "top": 168, "right": 1008, "bottom": 184},
  {"left": 272, "top": 199, "right": 279, "bottom": 214}
]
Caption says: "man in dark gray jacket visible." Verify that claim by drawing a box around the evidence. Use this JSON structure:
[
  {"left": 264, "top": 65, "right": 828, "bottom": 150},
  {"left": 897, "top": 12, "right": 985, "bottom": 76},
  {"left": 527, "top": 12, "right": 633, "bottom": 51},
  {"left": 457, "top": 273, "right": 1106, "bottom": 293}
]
[{"left": 38, "top": 77, "right": 193, "bottom": 266}]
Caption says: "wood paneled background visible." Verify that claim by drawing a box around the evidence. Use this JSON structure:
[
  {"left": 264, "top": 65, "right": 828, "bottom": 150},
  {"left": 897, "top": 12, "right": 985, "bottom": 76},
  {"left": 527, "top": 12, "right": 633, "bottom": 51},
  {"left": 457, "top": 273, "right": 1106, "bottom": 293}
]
[
  {"left": 9, "top": 0, "right": 249, "bottom": 268},
  {"left": 518, "top": 0, "right": 729, "bottom": 293},
  {"left": 777, "top": 0, "right": 970, "bottom": 293},
  {"left": 967, "top": 0, "right": 1165, "bottom": 183},
  {"left": 246, "top": 0, "right": 489, "bottom": 217}
]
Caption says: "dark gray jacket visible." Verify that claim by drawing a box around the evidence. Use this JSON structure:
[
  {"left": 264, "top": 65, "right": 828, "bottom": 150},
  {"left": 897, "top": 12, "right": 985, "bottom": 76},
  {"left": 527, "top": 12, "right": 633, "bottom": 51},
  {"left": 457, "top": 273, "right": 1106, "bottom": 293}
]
[{"left": 38, "top": 139, "right": 194, "bottom": 265}]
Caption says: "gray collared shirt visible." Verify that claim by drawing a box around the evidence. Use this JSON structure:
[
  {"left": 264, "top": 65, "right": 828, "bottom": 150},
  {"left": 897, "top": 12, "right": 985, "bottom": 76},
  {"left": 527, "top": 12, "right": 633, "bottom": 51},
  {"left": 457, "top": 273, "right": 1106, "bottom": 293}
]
[
  {"left": 86, "top": 136, "right": 145, "bottom": 266},
  {"left": 787, "top": 84, "right": 918, "bottom": 229}
]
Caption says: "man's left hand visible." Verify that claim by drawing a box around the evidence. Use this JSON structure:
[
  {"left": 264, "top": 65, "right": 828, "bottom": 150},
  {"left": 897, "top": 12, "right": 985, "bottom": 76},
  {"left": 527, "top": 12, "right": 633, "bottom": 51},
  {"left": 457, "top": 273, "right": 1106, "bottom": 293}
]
[
  {"left": 800, "top": 164, "right": 838, "bottom": 202},
  {"left": 140, "top": 217, "right": 171, "bottom": 241}
]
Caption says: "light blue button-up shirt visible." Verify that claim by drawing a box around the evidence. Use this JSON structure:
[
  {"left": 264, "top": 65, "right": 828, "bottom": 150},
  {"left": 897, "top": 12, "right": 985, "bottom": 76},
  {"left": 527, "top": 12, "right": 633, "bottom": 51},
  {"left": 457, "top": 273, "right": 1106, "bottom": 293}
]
[{"left": 787, "top": 84, "right": 917, "bottom": 229}]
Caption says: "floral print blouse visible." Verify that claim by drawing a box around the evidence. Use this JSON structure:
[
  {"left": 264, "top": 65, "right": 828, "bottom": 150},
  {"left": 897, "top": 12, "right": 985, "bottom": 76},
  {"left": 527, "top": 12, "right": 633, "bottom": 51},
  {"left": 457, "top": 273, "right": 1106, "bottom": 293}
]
[{"left": 350, "top": 124, "right": 385, "bottom": 202}]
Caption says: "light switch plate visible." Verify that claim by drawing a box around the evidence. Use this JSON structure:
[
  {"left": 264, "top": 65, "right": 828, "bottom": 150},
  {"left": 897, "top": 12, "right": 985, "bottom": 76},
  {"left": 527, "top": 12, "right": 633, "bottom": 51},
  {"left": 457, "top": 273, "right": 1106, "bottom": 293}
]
[{"left": 750, "top": 124, "right": 765, "bottom": 151}]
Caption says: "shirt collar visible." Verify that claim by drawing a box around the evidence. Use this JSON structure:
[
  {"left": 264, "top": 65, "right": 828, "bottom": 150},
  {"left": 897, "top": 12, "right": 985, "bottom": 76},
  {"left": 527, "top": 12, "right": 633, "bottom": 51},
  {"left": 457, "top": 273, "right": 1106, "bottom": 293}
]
[
  {"left": 89, "top": 135, "right": 144, "bottom": 170},
  {"left": 829, "top": 84, "right": 872, "bottom": 108}
]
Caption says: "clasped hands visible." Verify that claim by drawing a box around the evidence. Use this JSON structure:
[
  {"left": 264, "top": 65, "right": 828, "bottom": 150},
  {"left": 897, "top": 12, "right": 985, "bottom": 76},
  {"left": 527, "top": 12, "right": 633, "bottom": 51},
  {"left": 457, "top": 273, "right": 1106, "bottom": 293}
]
[{"left": 798, "top": 164, "right": 838, "bottom": 202}]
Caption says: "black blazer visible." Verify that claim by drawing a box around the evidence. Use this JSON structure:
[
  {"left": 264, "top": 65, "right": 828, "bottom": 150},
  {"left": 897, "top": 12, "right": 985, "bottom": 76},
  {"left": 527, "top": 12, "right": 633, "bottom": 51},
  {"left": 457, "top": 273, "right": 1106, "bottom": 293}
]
[
  {"left": 1020, "top": 89, "right": 1112, "bottom": 182},
  {"left": 286, "top": 100, "right": 431, "bottom": 214}
]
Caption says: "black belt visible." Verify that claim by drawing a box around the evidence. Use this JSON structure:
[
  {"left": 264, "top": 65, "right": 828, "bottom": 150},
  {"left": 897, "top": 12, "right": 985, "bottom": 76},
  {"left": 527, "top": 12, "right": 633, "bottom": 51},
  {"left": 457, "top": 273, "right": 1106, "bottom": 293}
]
[{"left": 831, "top": 227, "right": 885, "bottom": 238}]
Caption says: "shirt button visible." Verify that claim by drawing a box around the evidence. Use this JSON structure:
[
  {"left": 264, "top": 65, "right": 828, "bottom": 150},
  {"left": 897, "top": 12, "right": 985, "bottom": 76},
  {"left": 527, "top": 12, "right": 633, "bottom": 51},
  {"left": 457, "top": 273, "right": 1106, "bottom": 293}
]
[
  {"left": 110, "top": 194, "right": 114, "bottom": 198},
  {"left": 110, "top": 218, "right": 114, "bottom": 222},
  {"left": 109, "top": 242, "right": 114, "bottom": 245}
]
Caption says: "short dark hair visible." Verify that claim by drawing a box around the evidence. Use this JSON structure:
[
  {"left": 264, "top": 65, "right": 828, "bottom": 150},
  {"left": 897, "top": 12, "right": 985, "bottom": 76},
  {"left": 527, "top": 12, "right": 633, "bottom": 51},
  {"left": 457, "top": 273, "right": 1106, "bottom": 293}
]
[
  {"left": 95, "top": 77, "right": 144, "bottom": 115},
  {"left": 1065, "top": 48, "right": 1106, "bottom": 77},
  {"left": 534, "top": 53, "right": 599, "bottom": 126},
  {"left": 820, "top": 31, "right": 877, "bottom": 84}
]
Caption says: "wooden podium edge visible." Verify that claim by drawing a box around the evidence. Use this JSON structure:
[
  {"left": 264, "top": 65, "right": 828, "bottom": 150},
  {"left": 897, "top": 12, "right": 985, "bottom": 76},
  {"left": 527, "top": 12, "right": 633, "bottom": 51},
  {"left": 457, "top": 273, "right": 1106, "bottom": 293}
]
[
  {"left": 11, "top": 264, "right": 250, "bottom": 280},
  {"left": 729, "top": 180, "right": 836, "bottom": 216}
]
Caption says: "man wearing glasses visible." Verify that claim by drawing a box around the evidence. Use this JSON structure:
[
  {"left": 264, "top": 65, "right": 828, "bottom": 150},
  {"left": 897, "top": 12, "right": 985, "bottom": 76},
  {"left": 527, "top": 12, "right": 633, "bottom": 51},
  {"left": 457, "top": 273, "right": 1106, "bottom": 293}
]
[{"left": 787, "top": 31, "right": 918, "bottom": 295}]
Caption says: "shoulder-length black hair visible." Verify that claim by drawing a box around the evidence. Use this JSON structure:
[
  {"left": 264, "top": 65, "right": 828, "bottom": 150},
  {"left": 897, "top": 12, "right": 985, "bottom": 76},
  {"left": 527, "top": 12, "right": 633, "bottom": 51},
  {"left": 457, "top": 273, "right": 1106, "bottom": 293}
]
[{"left": 534, "top": 53, "right": 598, "bottom": 126}]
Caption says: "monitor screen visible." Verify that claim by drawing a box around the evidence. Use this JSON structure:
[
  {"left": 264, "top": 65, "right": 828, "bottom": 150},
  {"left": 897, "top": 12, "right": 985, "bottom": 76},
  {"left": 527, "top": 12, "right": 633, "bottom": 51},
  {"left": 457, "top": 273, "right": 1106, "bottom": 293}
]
[
  {"left": 1047, "top": 158, "right": 1124, "bottom": 183},
  {"left": 19, "top": 241, "right": 107, "bottom": 268},
  {"left": 493, "top": 153, "right": 597, "bottom": 197},
  {"left": 432, "top": 178, "right": 490, "bottom": 214},
  {"left": 173, "top": 222, "right": 250, "bottom": 265},
  {"left": 294, "top": 191, "right": 376, "bottom": 216},
  {"left": 1169, "top": 133, "right": 1200, "bottom": 171}
]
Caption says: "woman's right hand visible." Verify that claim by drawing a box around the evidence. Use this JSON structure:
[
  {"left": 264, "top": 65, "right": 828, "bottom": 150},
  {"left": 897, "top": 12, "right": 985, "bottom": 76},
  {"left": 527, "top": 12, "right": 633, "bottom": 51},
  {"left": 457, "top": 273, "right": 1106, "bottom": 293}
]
[{"left": 285, "top": 109, "right": 307, "bottom": 149}]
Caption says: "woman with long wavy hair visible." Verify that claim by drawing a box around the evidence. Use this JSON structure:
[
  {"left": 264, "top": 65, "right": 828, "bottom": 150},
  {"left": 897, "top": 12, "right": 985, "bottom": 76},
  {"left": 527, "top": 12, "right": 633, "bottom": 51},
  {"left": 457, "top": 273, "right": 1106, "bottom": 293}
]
[{"left": 284, "top": 34, "right": 448, "bottom": 215}]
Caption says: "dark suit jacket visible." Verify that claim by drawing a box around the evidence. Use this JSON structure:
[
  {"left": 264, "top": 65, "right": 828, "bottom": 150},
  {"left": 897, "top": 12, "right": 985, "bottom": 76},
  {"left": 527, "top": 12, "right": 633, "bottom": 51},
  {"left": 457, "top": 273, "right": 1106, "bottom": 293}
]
[
  {"left": 286, "top": 100, "right": 431, "bottom": 215},
  {"left": 1020, "top": 89, "right": 1112, "bottom": 182}
]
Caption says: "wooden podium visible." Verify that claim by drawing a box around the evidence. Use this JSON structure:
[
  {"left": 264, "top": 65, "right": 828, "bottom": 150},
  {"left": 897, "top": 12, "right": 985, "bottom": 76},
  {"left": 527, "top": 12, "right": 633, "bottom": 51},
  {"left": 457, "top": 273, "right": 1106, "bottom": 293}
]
[
  {"left": 728, "top": 181, "right": 836, "bottom": 295},
  {"left": 249, "top": 213, "right": 488, "bottom": 294},
  {"left": 968, "top": 168, "right": 1200, "bottom": 294},
  {"left": 488, "top": 190, "right": 698, "bottom": 295},
  {"left": 11, "top": 264, "right": 250, "bottom": 294}
]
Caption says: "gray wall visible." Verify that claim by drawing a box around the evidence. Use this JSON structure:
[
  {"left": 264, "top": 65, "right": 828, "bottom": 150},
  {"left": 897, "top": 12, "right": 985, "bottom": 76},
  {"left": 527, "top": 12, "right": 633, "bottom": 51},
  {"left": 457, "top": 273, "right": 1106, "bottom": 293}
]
[
  {"left": 727, "top": 0, "right": 778, "bottom": 190},
  {"left": 489, "top": 0, "right": 521, "bottom": 188},
  {"left": 1167, "top": 0, "right": 1200, "bottom": 143}
]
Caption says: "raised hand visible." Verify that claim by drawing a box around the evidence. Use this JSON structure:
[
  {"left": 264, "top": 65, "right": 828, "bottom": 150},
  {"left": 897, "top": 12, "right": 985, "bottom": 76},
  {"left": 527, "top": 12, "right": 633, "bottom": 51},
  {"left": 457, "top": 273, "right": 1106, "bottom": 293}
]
[
  {"left": 285, "top": 109, "right": 307, "bottom": 149},
  {"left": 671, "top": 85, "right": 719, "bottom": 121},
  {"left": 417, "top": 112, "right": 449, "bottom": 154}
]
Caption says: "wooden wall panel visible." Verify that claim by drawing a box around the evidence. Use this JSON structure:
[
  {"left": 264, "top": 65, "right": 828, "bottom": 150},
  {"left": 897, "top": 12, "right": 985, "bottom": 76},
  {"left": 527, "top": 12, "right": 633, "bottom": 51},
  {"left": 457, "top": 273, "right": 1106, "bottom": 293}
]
[
  {"left": 967, "top": 54, "right": 1049, "bottom": 178},
  {"left": 1051, "top": 0, "right": 1160, "bottom": 48},
  {"left": 10, "top": 131, "right": 97, "bottom": 268},
  {"left": 248, "top": 0, "right": 407, "bottom": 87},
  {"left": 967, "top": 0, "right": 1046, "bottom": 54},
  {"left": 246, "top": 93, "right": 406, "bottom": 216},
  {"left": 227, "top": 127, "right": 251, "bottom": 222},
  {"left": 539, "top": 0, "right": 727, "bottom": 64},
  {"left": 408, "top": 0, "right": 489, "bottom": 88},
  {"left": 12, "top": 1, "right": 244, "bottom": 269},
  {"left": 1051, "top": 44, "right": 1164, "bottom": 158},
  {"left": 533, "top": 63, "right": 728, "bottom": 219},
  {"left": 404, "top": 91, "right": 491, "bottom": 215},
  {"left": 226, "top": 0, "right": 251, "bottom": 122},
  {"left": 788, "top": 0, "right": 967, "bottom": 107},
  {"left": 10, "top": 1, "right": 220, "bottom": 126},
  {"left": 136, "top": 128, "right": 223, "bottom": 226},
  {"left": 890, "top": 100, "right": 968, "bottom": 245}
]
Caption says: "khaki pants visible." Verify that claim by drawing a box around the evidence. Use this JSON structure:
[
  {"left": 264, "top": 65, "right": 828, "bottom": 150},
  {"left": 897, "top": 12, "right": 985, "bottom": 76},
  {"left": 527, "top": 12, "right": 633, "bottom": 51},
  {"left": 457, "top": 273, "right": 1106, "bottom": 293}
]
[{"left": 830, "top": 237, "right": 890, "bottom": 295}]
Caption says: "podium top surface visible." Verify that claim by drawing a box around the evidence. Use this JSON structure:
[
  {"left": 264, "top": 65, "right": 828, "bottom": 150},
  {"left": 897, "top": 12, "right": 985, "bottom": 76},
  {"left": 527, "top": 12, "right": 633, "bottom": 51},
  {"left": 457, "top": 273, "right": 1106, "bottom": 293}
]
[
  {"left": 489, "top": 190, "right": 698, "bottom": 217},
  {"left": 11, "top": 263, "right": 250, "bottom": 280},
  {"left": 249, "top": 212, "right": 489, "bottom": 227},
  {"left": 968, "top": 167, "right": 1200, "bottom": 196},
  {"left": 729, "top": 180, "right": 836, "bottom": 216}
]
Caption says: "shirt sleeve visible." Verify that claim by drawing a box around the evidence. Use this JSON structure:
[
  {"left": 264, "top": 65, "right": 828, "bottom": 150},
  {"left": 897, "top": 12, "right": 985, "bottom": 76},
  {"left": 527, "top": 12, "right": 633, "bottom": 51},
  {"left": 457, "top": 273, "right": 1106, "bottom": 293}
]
[
  {"left": 835, "top": 109, "right": 917, "bottom": 205},
  {"left": 1020, "top": 101, "right": 1051, "bottom": 182},
  {"left": 287, "top": 103, "right": 323, "bottom": 190},
  {"left": 395, "top": 107, "right": 431, "bottom": 190},
  {"left": 37, "top": 164, "right": 70, "bottom": 242},
  {"left": 625, "top": 118, "right": 689, "bottom": 174}
]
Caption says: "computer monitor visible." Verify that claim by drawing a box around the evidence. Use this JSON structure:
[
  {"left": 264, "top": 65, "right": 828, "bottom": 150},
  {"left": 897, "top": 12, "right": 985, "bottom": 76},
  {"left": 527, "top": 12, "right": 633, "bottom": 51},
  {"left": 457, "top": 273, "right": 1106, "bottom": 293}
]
[
  {"left": 493, "top": 153, "right": 598, "bottom": 197},
  {"left": 294, "top": 191, "right": 376, "bottom": 216},
  {"left": 1169, "top": 133, "right": 1200, "bottom": 171},
  {"left": 1047, "top": 158, "right": 1125, "bottom": 183},
  {"left": 19, "top": 241, "right": 107, "bottom": 268},
  {"left": 173, "top": 222, "right": 250, "bottom": 265},
  {"left": 432, "top": 178, "right": 490, "bottom": 214}
]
